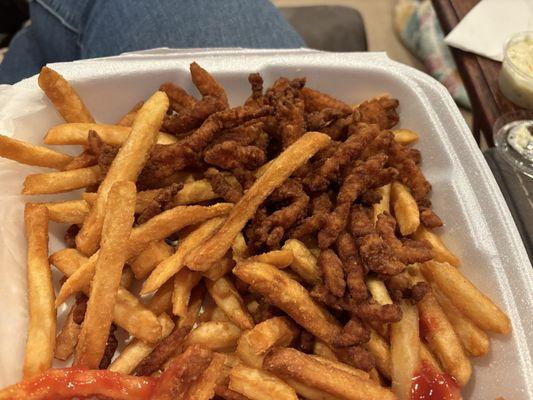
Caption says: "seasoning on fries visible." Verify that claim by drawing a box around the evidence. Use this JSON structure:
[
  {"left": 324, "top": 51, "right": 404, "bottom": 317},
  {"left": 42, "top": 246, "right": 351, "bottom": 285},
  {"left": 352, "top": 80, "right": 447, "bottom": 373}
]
[{"left": 0, "top": 63, "right": 512, "bottom": 400}]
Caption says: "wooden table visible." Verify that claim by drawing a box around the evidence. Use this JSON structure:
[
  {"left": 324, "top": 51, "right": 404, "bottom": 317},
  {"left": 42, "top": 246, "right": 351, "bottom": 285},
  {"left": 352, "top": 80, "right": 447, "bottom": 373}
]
[{"left": 432, "top": 0, "right": 523, "bottom": 146}]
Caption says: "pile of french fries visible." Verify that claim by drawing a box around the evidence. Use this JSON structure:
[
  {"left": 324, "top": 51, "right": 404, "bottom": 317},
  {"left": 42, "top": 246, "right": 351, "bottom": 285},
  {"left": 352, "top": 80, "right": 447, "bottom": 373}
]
[{"left": 0, "top": 65, "right": 512, "bottom": 400}]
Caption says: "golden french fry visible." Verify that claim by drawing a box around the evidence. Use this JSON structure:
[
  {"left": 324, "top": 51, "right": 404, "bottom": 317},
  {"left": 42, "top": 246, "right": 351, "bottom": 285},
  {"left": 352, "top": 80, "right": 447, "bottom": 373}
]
[
  {"left": 390, "top": 301, "right": 419, "bottom": 400},
  {"left": 420, "top": 342, "right": 442, "bottom": 372},
  {"left": 186, "top": 352, "right": 226, "bottom": 400},
  {"left": 44, "top": 123, "right": 176, "bottom": 146},
  {"left": 55, "top": 204, "right": 232, "bottom": 306},
  {"left": 421, "top": 261, "right": 511, "bottom": 334},
  {"left": 54, "top": 305, "right": 81, "bottom": 361},
  {"left": 281, "top": 378, "right": 341, "bottom": 400},
  {"left": 313, "top": 340, "right": 338, "bottom": 361},
  {"left": 142, "top": 217, "right": 225, "bottom": 294},
  {"left": 309, "top": 354, "right": 370, "bottom": 380},
  {"left": 0, "top": 135, "right": 73, "bottom": 169},
  {"left": 38, "top": 66, "right": 94, "bottom": 123},
  {"left": 109, "top": 313, "right": 174, "bottom": 374},
  {"left": 417, "top": 291, "right": 471, "bottom": 386},
  {"left": 236, "top": 316, "right": 297, "bottom": 369},
  {"left": 130, "top": 240, "right": 173, "bottom": 280},
  {"left": 365, "top": 328, "right": 391, "bottom": 380},
  {"left": 249, "top": 250, "right": 293, "bottom": 269},
  {"left": 203, "top": 256, "right": 235, "bottom": 281},
  {"left": 229, "top": 365, "right": 298, "bottom": 400},
  {"left": 206, "top": 276, "right": 254, "bottom": 330},
  {"left": 120, "top": 266, "right": 134, "bottom": 289},
  {"left": 231, "top": 233, "right": 250, "bottom": 261},
  {"left": 366, "top": 276, "right": 393, "bottom": 305},
  {"left": 75, "top": 181, "right": 137, "bottom": 368},
  {"left": 390, "top": 181, "right": 420, "bottom": 236},
  {"left": 172, "top": 268, "right": 202, "bottom": 317},
  {"left": 264, "top": 348, "right": 395, "bottom": 400},
  {"left": 433, "top": 288, "right": 490, "bottom": 357},
  {"left": 174, "top": 178, "right": 218, "bottom": 205},
  {"left": 147, "top": 279, "right": 174, "bottom": 315},
  {"left": 372, "top": 184, "right": 391, "bottom": 224},
  {"left": 76, "top": 91, "right": 169, "bottom": 255},
  {"left": 178, "top": 284, "right": 205, "bottom": 329},
  {"left": 50, "top": 248, "right": 162, "bottom": 343},
  {"left": 210, "top": 306, "right": 230, "bottom": 323},
  {"left": 234, "top": 261, "right": 341, "bottom": 344},
  {"left": 391, "top": 129, "right": 419, "bottom": 145},
  {"left": 413, "top": 226, "right": 460, "bottom": 266},
  {"left": 281, "top": 239, "right": 321, "bottom": 284},
  {"left": 22, "top": 165, "right": 100, "bottom": 195},
  {"left": 41, "top": 200, "right": 89, "bottom": 224},
  {"left": 184, "top": 321, "right": 242, "bottom": 351},
  {"left": 23, "top": 204, "right": 55, "bottom": 378},
  {"left": 186, "top": 132, "right": 331, "bottom": 271}
]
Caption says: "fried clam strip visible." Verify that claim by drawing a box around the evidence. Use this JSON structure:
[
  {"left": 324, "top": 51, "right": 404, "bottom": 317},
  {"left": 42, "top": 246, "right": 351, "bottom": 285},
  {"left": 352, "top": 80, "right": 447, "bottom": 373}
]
[
  {"left": 318, "top": 154, "right": 398, "bottom": 249},
  {"left": 186, "top": 131, "right": 331, "bottom": 271},
  {"left": 75, "top": 181, "right": 136, "bottom": 369},
  {"left": 136, "top": 183, "right": 183, "bottom": 225},
  {"left": 190, "top": 61, "right": 229, "bottom": 108},
  {"left": 50, "top": 249, "right": 162, "bottom": 343},
  {"left": 23, "top": 204, "right": 55, "bottom": 378},
  {"left": 160, "top": 82, "right": 198, "bottom": 112},
  {"left": 76, "top": 91, "right": 169, "bottom": 256},
  {"left": 0, "top": 369, "right": 156, "bottom": 400},
  {"left": 204, "top": 168, "right": 243, "bottom": 203},
  {"left": 55, "top": 203, "right": 232, "bottom": 307},
  {"left": 319, "top": 249, "right": 346, "bottom": 298},
  {"left": 356, "top": 95, "right": 400, "bottom": 130},
  {"left": 304, "top": 123, "right": 380, "bottom": 191},
  {"left": 234, "top": 261, "right": 342, "bottom": 344},
  {"left": 38, "top": 66, "right": 94, "bottom": 123},
  {"left": 336, "top": 232, "right": 367, "bottom": 302},
  {"left": 288, "top": 192, "right": 332, "bottom": 239},
  {"left": 204, "top": 140, "right": 266, "bottom": 170},
  {"left": 162, "top": 95, "right": 225, "bottom": 135},
  {"left": 44, "top": 123, "right": 176, "bottom": 146},
  {"left": 301, "top": 87, "right": 353, "bottom": 114},
  {"left": 264, "top": 348, "right": 396, "bottom": 400},
  {"left": 247, "top": 179, "right": 309, "bottom": 250},
  {"left": 0, "top": 135, "right": 73, "bottom": 169}
]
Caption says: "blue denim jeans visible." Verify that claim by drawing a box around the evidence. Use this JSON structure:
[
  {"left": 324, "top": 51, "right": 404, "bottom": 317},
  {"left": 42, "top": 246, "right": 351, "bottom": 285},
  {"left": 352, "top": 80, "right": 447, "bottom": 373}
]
[{"left": 0, "top": 0, "right": 305, "bottom": 84}]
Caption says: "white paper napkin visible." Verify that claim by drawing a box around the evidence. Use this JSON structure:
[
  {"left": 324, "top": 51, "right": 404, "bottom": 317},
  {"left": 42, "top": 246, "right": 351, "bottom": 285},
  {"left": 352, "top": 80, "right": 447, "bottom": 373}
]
[{"left": 444, "top": 0, "right": 533, "bottom": 61}]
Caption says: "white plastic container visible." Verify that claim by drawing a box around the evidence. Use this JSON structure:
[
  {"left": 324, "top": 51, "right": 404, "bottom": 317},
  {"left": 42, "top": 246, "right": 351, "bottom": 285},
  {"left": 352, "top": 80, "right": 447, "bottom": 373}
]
[{"left": 0, "top": 49, "right": 531, "bottom": 398}]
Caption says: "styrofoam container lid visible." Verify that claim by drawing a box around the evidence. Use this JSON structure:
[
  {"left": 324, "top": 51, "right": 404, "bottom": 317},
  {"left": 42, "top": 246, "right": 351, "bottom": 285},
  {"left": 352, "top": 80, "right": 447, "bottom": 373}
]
[{"left": 0, "top": 49, "right": 531, "bottom": 398}]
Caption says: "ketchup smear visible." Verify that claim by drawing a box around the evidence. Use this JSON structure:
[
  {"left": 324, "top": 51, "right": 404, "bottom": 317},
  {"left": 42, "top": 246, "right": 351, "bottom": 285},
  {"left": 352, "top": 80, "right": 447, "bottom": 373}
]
[{"left": 410, "top": 361, "right": 461, "bottom": 400}]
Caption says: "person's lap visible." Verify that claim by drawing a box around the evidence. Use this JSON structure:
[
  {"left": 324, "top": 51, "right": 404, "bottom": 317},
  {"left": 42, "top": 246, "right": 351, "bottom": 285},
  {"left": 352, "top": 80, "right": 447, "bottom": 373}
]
[{"left": 0, "top": 0, "right": 305, "bottom": 84}]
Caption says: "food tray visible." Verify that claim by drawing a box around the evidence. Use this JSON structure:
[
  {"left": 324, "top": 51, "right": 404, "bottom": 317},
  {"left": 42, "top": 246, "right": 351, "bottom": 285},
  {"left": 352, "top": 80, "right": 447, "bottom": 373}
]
[{"left": 0, "top": 49, "right": 531, "bottom": 398}]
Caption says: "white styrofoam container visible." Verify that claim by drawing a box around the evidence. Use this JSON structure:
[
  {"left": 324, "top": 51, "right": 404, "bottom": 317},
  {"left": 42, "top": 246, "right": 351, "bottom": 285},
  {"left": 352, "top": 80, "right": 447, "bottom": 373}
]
[{"left": 0, "top": 49, "right": 531, "bottom": 398}]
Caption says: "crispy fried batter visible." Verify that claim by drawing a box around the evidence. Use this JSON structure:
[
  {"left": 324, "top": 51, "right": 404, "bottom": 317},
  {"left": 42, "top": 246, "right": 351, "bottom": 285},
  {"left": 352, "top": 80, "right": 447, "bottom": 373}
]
[
  {"left": 136, "top": 183, "right": 183, "bottom": 224},
  {"left": 358, "top": 233, "right": 405, "bottom": 276},
  {"left": 64, "top": 151, "right": 98, "bottom": 170},
  {"left": 190, "top": 62, "right": 229, "bottom": 108},
  {"left": 99, "top": 325, "right": 118, "bottom": 369},
  {"left": 318, "top": 249, "right": 346, "bottom": 298},
  {"left": 336, "top": 232, "right": 368, "bottom": 302},
  {"left": 419, "top": 206, "right": 443, "bottom": 228},
  {"left": 162, "top": 96, "right": 225, "bottom": 135},
  {"left": 212, "top": 121, "right": 265, "bottom": 147},
  {"left": 204, "top": 140, "right": 266, "bottom": 170},
  {"left": 232, "top": 168, "right": 256, "bottom": 191},
  {"left": 288, "top": 192, "right": 332, "bottom": 239},
  {"left": 160, "top": 82, "right": 198, "bottom": 112},
  {"left": 349, "top": 204, "right": 375, "bottom": 237},
  {"left": 333, "top": 345, "right": 375, "bottom": 372},
  {"left": 360, "top": 189, "right": 382, "bottom": 206},
  {"left": 306, "top": 108, "right": 349, "bottom": 131},
  {"left": 332, "top": 319, "right": 370, "bottom": 347},
  {"left": 353, "top": 301, "right": 402, "bottom": 323},
  {"left": 297, "top": 330, "right": 315, "bottom": 353},
  {"left": 357, "top": 96, "right": 400, "bottom": 130},
  {"left": 322, "top": 111, "right": 359, "bottom": 141},
  {"left": 360, "top": 129, "right": 394, "bottom": 160},
  {"left": 205, "top": 168, "right": 243, "bottom": 203},
  {"left": 301, "top": 87, "right": 353, "bottom": 114},
  {"left": 244, "top": 73, "right": 265, "bottom": 108}
]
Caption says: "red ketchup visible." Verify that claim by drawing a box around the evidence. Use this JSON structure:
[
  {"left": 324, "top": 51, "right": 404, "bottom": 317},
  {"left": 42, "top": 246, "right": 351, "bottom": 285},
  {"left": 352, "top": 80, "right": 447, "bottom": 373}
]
[{"left": 410, "top": 361, "right": 461, "bottom": 400}]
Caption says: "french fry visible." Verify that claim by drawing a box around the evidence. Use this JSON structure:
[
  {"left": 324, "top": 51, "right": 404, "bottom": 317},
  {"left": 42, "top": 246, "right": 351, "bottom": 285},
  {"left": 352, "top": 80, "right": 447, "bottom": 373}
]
[
  {"left": 206, "top": 276, "right": 254, "bottom": 330},
  {"left": 116, "top": 101, "right": 143, "bottom": 126},
  {"left": 130, "top": 240, "right": 173, "bottom": 280},
  {"left": 55, "top": 204, "right": 231, "bottom": 306},
  {"left": 264, "top": 348, "right": 395, "bottom": 400},
  {"left": 23, "top": 204, "right": 55, "bottom": 378},
  {"left": 108, "top": 313, "right": 174, "bottom": 374},
  {"left": 142, "top": 217, "right": 225, "bottom": 294},
  {"left": 313, "top": 340, "right": 338, "bottom": 361},
  {"left": 309, "top": 354, "right": 370, "bottom": 380},
  {"left": 185, "top": 132, "right": 331, "bottom": 271},
  {"left": 75, "top": 181, "right": 136, "bottom": 368},
  {"left": 76, "top": 91, "right": 169, "bottom": 255},
  {"left": 366, "top": 276, "right": 393, "bottom": 305},
  {"left": 365, "top": 328, "right": 391, "bottom": 380},
  {"left": 184, "top": 321, "right": 242, "bottom": 351},
  {"left": 186, "top": 352, "right": 226, "bottom": 400},
  {"left": 120, "top": 266, "right": 134, "bottom": 289},
  {"left": 44, "top": 123, "right": 176, "bottom": 146},
  {"left": 413, "top": 226, "right": 460, "bottom": 266},
  {"left": 22, "top": 165, "right": 100, "bottom": 195},
  {"left": 433, "top": 288, "right": 490, "bottom": 357},
  {"left": 54, "top": 305, "right": 81, "bottom": 361},
  {"left": 174, "top": 178, "right": 218, "bottom": 205},
  {"left": 249, "top": 250, "right": 293, "bottom": 269},
  {"left": 210, "top": 306, "right": 231, "bottom": 323},
  {"left": 41, "top": 199, "right": 89, "bottom": 224},
  {"left": 281, "top": 379, "right": 341, "bottom": 400},
  {"left": 421, "top": 261, "right": 511, "bottom": 334},
  {"left": 417, "top": 291, "right": 471, "bottom": 386},
  {"left": 231, "top": 233, "right": 250, "bottom": 261},
  {"left": 281, "top": 238, "right": 321, "bottom": 284},
  {"left": 372, "top": 184, "right": 391, "bottom": 224},
  {"left": 0, "top": 135, "right": 73, "bottom": 169},
  {"left": 50, "top": 249, "right": 162, "bottom": 343},
  {"left": 203, "top": 256, "right": 235, "bottom": 281},
  {"left": 179, "top": 284, "right": 206, "bottom": 329},
  {"left": 229, "top": 365, "right": 298, "bottom": 400},
  {"left": 391, "top": 129, "right": 419, "bottom": 145},
  {"left": 236, "top": 317, "right": 298, "bottom": 368},
  {"left": 390, "top": 301, "right": 419, "bottom": 400},
  {"left": 420, "top": 342, "right": 442, "bottom": 372},
  {"left": 390, "top": 181, "right": 420, "bottom": 236},
  {"left": 38, "top": 66, "right": 94, "bottom": 123},
  {"left": 172, "top": 268, "right": 202, "bottom": 317},
  {"left": 233, "top": 261, "right": 341, "bottom": 344},
  {"left": 147, "top": 280, "right": 174, "bottom": 315}
]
